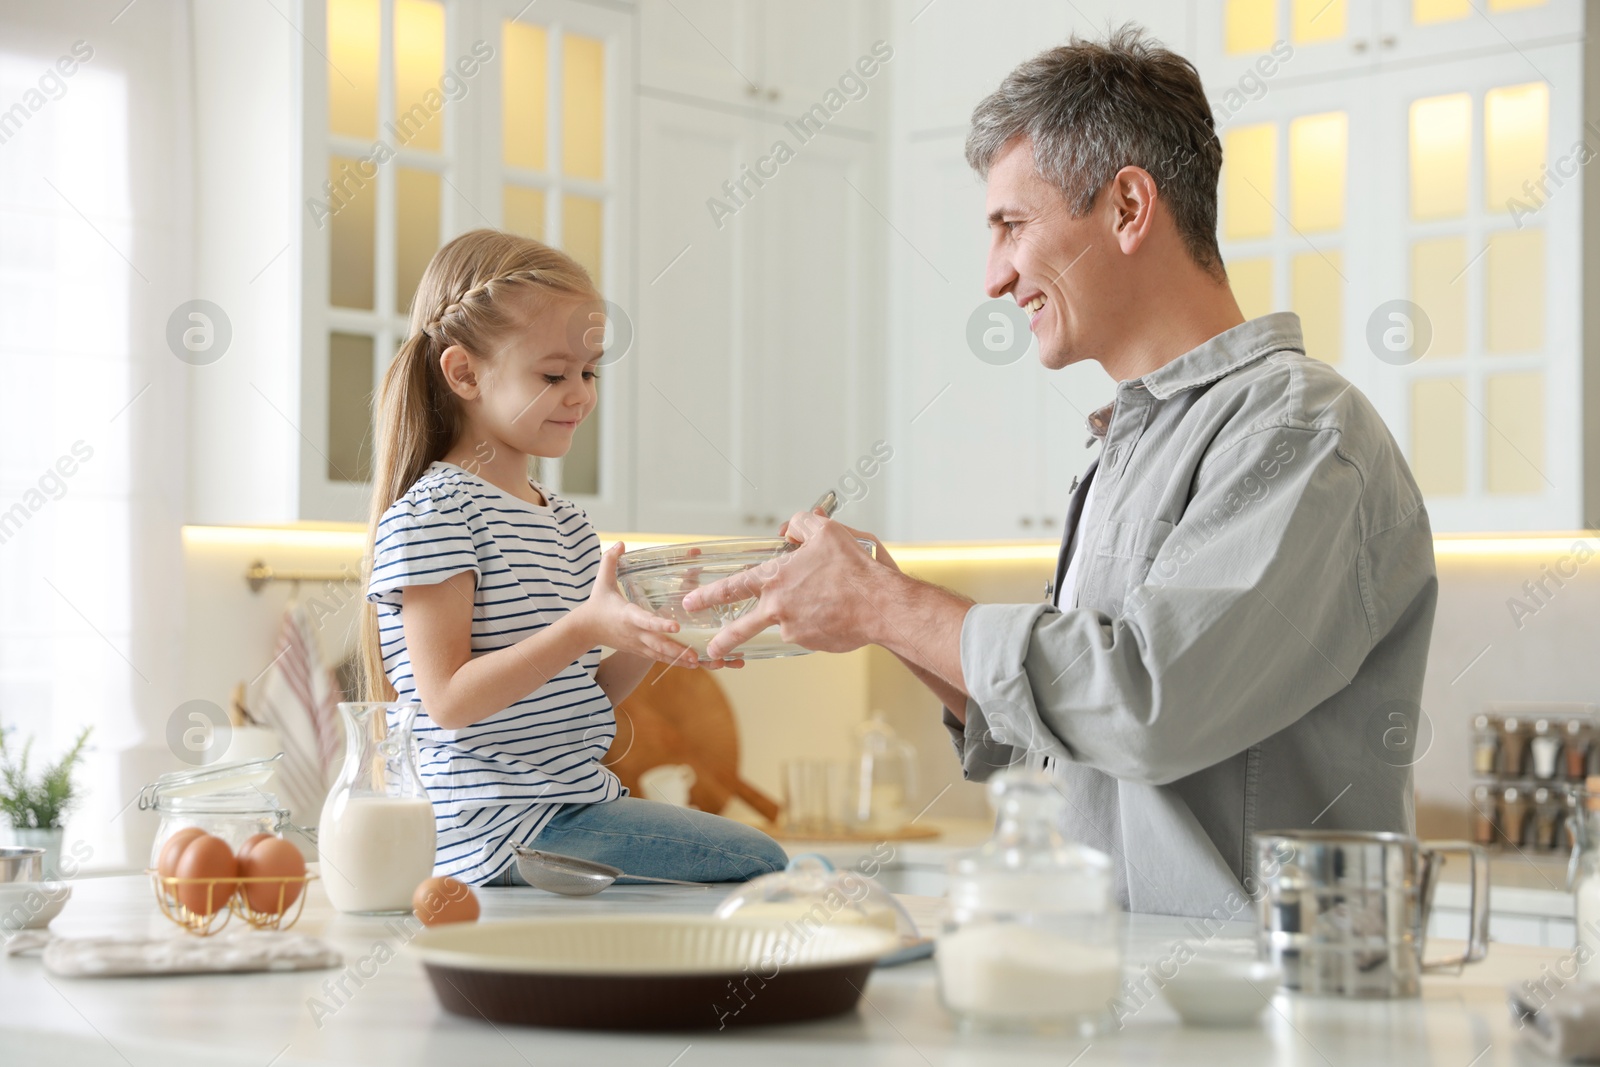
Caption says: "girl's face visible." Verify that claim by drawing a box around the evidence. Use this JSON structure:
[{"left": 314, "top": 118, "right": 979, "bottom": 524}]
[{"left": 454, "top": 292, "right": 604, "bottom": 458}]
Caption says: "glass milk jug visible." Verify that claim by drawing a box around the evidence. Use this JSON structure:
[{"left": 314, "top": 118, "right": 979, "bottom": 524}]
[
  {"left": 936, "top": 768, "right": 1121, "bottom": 1035},
  {"left": 317, "top": 703, "right": 436, "bottom": 914}
]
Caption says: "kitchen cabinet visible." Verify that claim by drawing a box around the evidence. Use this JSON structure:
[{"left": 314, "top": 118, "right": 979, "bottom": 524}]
[
  {"left": 1202, "top": 0, "right": 1588, "bottom": 531},
  {"left": 638, "top": 0, "right": 885, "bottom": 129},
  {"left": 633, "top": 97, "right": 888, "bottom": 534},
  {"left": 1193, "top": 0, "right": 1580, "bottom": 81},
  {"left": 885, "top": 0, "right": 1593, "bottom": 539},
  {"left": 889, "top": 136, "right": 1112, "bottom": 542},
  {"left": 187, "top": 0, "right": 635, "bottom": 528}
]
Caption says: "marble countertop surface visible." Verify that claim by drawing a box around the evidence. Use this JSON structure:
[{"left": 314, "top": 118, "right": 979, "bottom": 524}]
[{"left": 0, "top": 870, "right": 1561, "bottom": 1066}]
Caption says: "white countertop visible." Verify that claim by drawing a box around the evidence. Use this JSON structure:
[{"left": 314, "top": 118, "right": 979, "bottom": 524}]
[{"left": 0, "top": 871, "right": 1557, "bottom": 1066}]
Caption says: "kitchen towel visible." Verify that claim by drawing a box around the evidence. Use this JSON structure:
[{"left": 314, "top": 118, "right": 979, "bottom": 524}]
[
  {"left": 33, "top": 932, "right": 342, "bottom": 977},
  {"left": 248, "top": 600, "right": 343, "bottom": 828}
]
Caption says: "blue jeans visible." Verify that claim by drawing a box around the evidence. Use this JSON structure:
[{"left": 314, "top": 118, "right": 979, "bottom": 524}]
[{"left": 487, "top": 797, "right": 789, "bottom": 886}]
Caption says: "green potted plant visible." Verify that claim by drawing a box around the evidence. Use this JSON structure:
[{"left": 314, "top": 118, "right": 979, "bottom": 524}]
[{"left": 0, "top": 725, "right": 92, "bottom": 877}]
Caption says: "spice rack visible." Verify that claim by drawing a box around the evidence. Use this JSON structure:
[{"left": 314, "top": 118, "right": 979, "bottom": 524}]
[{"left": 1469, "top": 703, "right": 1600, "bottom": 854}]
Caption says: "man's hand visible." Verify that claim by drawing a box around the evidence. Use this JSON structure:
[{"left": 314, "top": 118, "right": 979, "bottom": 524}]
[{"left": 682, "top": 509, "right": 892, "bottom": 659}]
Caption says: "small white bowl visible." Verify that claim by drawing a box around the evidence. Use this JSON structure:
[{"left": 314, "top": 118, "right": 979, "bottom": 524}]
[
  {"left": 1162, "top": 957, "right": 1281, "bottom": 1027},
  {"left": 0, "top": 881, "right": 72, "bottom": 930}
]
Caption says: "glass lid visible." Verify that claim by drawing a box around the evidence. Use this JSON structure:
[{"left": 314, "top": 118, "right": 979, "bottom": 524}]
[
  {"left": 714, "top": 853, "right": 919, "bottom": 943},
  {"left": 137, "top": 754, "right": 283, "bottom": 811}
]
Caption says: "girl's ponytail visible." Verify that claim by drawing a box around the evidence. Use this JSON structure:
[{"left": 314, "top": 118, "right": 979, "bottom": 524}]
[{"left": 358, "top": 229, "right": 597, "bottom": 702}]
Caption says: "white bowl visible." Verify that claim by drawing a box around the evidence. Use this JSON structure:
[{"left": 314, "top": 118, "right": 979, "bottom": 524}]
[
  {"left": 1161, "top": 957, "right": 1281, "bottom": 1027},
  {"left": 0, "top": 881, "right": 72, "bottom": 930}
]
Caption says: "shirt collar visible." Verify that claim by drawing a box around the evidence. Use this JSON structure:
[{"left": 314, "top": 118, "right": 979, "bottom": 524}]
[{"left": 1135, "top": 311, "right": 1305, "bottom": 401}]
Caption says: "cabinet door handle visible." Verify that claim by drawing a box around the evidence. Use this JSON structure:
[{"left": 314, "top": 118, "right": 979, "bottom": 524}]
[
  {"left": 744, "top": 513, "right": 759, "bottom": 524},
  {"left": 1043, "top": 516, "right": 1059, "bottom": 528},
  {"left": 764, "top": 88, "right": 780, "bottom": 102},
  {"left": 1379, "top": 35, "right": 1397, "bottom": 49},
  {"left": 744, "top": 83, "right": 761, "bottom": 98},
  {"left": 1020, "top": 516, "right": 1034, "bottom": 528},
  {"left": 1352, "top": 39, "right": 1369, "bottom": 52}
]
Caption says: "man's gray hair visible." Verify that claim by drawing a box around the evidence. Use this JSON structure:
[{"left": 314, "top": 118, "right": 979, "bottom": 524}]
[{"left": 965, "top": 25, "right": 1224, "bottom": 275}]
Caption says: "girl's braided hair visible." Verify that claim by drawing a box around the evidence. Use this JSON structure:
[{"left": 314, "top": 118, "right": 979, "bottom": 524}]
[{"left": 360, "top": 229, "right": 598, "bottom": 700}]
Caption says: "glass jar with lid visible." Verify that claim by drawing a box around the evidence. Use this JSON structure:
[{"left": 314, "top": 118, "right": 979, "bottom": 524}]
[
  {"left": 1571, "top": 777, "right": 1600, "bottom": 981},
  {"left": 138, "top": 754, "right": 307, "bottom": 865},
  {"left": 936, "top": 767, "right": 1121, "bottom": 1035},
  {"left": 849, "top": 710, "right": 918, "bottom": 834}
]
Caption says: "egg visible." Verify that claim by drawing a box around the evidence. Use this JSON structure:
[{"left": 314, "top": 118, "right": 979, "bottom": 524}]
[
  {"left": 172, "top": 833, "right": 237, "bottom": 916},
  {"left": 235, "top": 832, "right": 275, "bottom": 865},
  {"left": 236, "top": 836, "right": 306, "bottom": 915},
  {"left": 412, "top": 876, "right": 479, "bottom": 926},
  {"left": 156, "top": 827, "right": 206, "bottom": 881}
]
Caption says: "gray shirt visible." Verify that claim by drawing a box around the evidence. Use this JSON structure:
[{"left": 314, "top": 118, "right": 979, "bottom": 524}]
[{"left": 943, "top": 312, "right": 1437, "bottom": 918}]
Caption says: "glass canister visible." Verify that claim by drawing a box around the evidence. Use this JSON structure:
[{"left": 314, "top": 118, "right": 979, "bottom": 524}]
[
  {"left": 849, "top": 711, "right": 918, "bottom": 834},
  {"left": 139, "top": 755, "right": 301, "bottom": 866},
  {"left": 936, "top": 768, "right": 1121, "bottom": 1035},
  {"left": 317, "top": 702, "right": 436, "bottom": 914},
  {"left": 1571, "top": 777, "right": 1600, "bottom": 981}
]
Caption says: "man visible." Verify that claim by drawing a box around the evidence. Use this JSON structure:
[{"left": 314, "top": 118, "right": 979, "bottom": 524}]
[{"left": 683, "top": 27, "right": 1436, "bottom": 918}]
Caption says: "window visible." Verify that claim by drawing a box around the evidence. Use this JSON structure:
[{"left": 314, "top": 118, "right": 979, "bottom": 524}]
[{"left": 312, "top": 0, "right": 628, "bottom": 509}]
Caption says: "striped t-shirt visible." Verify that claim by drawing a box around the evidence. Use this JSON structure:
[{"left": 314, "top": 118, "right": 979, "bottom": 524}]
[{"left": 366, "top": 461, "right": 622, "bottom": 884}]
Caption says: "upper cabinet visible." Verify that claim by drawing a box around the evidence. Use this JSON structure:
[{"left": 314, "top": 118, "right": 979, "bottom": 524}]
[
  {"left": 629, "top": 0, "right": 892, "bottom": 536},
  {"left": 188, "top": 0, "right": 635, "bottom": 527},
  {"left": 1196, "top": 0, "right": 1590, "bottom": 532},
  {"left": 638, "top": 0, "right": 886, "bottom": 129},
  {"left": 1194, "top": 0, "right": 1580, "bottom": 78}
]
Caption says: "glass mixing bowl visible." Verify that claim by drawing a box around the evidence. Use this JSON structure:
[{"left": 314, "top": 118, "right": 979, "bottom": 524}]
[{"left": 615, "top": 537, "right": 875, "bottom": 662}]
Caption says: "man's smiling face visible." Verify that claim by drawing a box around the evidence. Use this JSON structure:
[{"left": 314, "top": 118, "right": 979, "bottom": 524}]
[{"left": 982, "top": 137, "right": 1115, "bottom": 371}]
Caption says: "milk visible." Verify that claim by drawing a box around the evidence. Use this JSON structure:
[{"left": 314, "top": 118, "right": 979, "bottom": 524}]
[
  {"left": 317, "top": 795, "right": 437, "bottom": 914},
  {"left": 937, "top": 924, "right": 1122, "bottom": 1024}
]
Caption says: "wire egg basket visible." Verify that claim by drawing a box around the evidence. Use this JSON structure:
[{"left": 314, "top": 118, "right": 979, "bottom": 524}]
[{"left": 148, "top": 871, "right": 316, "bottom": 936}]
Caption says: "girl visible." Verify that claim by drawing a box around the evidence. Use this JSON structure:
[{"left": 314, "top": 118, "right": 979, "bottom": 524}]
[{"left": 360, "top": 229, "right": 788, "bottom": 887}]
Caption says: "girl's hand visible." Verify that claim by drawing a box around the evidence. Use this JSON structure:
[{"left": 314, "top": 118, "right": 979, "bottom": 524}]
[{"left": 573, "top": 543, "right": 703, "bottom": 669}]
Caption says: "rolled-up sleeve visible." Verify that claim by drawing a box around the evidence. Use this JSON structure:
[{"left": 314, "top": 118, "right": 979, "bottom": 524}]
[{"left": 953, "top": 425, "right": 1387, "bottom": 787}]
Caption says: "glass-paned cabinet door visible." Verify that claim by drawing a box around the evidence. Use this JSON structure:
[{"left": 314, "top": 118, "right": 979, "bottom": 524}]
[
  {"left": 1366, "top": 45, "right": 1582, "bottom": 531},
  {"left": 491, "top": 0, "right": 633, "bottom": 528},
  {"left": 305, "top": 0, "right": 457, "bottom": 517},
  {"left": 1193, "top": 0, "right": 1379, "bottom": 85},
  {"left": 1213, "top": 76, "right": 1375, "bottom": 397},
  {"left": 1378, "top": 0, "right": 1581, "bottom": 65}
]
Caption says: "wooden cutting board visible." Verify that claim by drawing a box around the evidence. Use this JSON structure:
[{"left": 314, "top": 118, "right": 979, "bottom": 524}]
[{"left": 605, "top": 663, "right": 780, "bottom": 821}]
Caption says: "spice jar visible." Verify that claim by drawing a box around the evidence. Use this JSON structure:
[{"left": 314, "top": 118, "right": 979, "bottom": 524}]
[
  {"left": 1472, "top": 715, "right": 1499, "bottom": 777},
  {"left": 1533, "top": 787, "right": 1565, "bottom": 850},
  {"left": 1501, "top": 785, "right": 1530, "bottom": 847},
  {"left": 138, "top": 755, "right": 303, "bottom": 867},
  {"left": 936, "top": 768, "right": 1121, "bottom": 1035},
  {"left": 1501, "top": 718, "right": 1528, "bottom": 778},
  {"left": 1530, "top": 719, "right": 1563, "bottom": 780},
  {"left": 1566, "top": 720, "right": 1592, "bottom": 782},
  {"left": 1470, "top": 785, "right": 1497, "bottom": 846}
]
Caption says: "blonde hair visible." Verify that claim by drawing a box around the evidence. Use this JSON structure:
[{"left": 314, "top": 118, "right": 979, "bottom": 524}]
[{"left": 360, "top": 229, "right": 598, "bottom": 701}]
